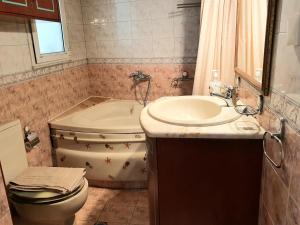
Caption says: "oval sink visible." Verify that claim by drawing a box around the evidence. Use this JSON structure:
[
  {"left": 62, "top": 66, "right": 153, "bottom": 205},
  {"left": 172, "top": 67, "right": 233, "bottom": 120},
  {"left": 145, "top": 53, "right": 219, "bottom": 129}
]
[{"left": 147, "top": 96, "right": 241, "bottom": 126}]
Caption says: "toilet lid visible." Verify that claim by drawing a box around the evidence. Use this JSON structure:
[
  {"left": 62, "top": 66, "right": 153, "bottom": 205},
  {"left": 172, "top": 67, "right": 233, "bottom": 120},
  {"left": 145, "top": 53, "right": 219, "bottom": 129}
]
[{"left": 9, "top": 179, "right": 85, "bottom": 204}]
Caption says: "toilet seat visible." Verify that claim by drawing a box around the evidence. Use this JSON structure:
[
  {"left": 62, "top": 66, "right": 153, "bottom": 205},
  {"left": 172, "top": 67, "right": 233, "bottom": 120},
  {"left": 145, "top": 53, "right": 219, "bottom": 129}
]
[{"left": 9, "top": 179, "right": 86, "bottom": 204}]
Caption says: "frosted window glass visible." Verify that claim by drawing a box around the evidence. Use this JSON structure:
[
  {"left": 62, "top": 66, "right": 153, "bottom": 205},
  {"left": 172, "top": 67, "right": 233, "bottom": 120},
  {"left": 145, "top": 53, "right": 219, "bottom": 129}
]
[{"left": 35, "top": 20, "right": 65, "bottom": 55}]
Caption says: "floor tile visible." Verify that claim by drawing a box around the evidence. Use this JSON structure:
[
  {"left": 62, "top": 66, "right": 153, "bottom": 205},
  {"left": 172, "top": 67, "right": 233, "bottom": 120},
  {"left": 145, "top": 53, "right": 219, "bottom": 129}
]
[
  {"left": 99, "top": 205, "right": 135, "bottom": 223},
  {"left": 131, "top": 206, "right": 150, "bottom": 225},
  {"left": 107, "top": 190, "right": 142, "bottom": 207},
  {"left": 13, "top": 187, "right": 149, "bottom": 225},
  {"left": 137, "top": 190, "right": 149, "bottom": 207}
]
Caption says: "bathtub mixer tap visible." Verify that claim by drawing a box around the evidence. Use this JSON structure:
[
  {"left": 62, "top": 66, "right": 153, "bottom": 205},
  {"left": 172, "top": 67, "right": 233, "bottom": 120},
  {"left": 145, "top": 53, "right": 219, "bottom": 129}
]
[
  {"left": 129, "top": 71, "right": 151, "bottom": 82},
  {"left": 129, "top": 71, "right": 152, "bottom": 107}
]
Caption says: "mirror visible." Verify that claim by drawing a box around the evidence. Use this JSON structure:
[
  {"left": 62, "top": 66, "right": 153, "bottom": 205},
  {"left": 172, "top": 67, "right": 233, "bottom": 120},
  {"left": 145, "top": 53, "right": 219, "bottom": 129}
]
[{"left": 235, "top": 0, "right": 278, "bottom": 95}]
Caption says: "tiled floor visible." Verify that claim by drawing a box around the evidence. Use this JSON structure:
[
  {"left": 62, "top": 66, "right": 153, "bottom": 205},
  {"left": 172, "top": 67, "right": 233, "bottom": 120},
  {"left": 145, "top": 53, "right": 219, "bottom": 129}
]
[
  {"left": 12, "top": 187, "right": 149, "bottom": 225},
  {"left": 76, "top": 187, "right": 150, "bottom": 225}
]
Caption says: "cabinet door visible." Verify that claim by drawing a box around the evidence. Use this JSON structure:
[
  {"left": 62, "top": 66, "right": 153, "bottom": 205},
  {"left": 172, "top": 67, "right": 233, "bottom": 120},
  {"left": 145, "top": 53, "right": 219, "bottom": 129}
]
[
  {"left": 32, "top": 0, "right": 60, "bottom": 21},
  {"left": 0, "top": 0, "right": 60, "bottom": 21},
  {"left": 0, "top": 0, "right": 33, "bottom": 16}
]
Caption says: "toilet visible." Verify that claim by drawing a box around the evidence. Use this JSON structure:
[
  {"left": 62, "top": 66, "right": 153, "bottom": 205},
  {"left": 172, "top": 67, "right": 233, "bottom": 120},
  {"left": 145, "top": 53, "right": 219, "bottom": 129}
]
[{"left": 0, "top": 120, "right": 88, "bottom": 225}]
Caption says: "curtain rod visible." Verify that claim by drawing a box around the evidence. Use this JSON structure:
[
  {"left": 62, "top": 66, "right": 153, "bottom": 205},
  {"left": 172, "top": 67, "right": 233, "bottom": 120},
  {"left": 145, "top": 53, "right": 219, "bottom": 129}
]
[{"left": 177, "top": 2, "right": 201, "bottom": 8}]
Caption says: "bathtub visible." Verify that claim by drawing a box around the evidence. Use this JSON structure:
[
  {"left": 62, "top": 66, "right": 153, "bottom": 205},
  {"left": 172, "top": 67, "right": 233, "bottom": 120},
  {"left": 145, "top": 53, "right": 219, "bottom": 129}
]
[{"left": 49, "top": 98, "right": 147, "bottom": 188}]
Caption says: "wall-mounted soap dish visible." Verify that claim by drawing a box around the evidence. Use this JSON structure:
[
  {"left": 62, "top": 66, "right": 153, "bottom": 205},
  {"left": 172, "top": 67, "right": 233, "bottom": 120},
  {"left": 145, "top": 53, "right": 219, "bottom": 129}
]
[{"left": 171, "top": 72, "right": 194, "bottom": 88}]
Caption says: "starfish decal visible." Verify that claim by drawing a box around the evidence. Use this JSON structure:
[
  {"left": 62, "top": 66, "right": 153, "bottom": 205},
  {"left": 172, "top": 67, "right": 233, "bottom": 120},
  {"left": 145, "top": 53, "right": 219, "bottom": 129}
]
[
  {"left": 105, "top": 144, "right": 113, "bottom": 150},
  {"left": 74, "top": 136, "right": 79, "bottom": 144},
  {"left": 60, "top": 155, "right": 66, "bottom": 162},
  {"left": 123, "top": 161, "right": 130, "bottom": 169},
  {"left": 124, "top": 143, "right": 131, "bottom": 149},
  {"left": 85, "top": 162, "right": 93, "bottom": 169},
  {"left": 105, "top": 157, "right": 111, "bottom": 164}
]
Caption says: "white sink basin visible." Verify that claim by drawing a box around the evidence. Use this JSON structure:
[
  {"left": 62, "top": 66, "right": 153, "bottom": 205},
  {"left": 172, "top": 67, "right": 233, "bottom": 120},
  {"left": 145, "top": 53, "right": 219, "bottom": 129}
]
[{"left": 147, "top": 96, "right": 241, "bottom": 126}]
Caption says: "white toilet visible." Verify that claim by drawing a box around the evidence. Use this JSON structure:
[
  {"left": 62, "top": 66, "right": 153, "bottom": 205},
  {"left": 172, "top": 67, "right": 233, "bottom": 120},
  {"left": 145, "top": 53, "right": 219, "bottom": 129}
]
[{"left": 0, "top": 120, "right": 88, "bottom": 225}]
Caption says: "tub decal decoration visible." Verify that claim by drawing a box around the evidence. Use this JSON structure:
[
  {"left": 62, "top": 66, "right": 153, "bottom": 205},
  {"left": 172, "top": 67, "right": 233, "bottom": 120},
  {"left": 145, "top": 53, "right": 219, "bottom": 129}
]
[
  {"left": 74, "top": 136, "right": 79, "bottom": 144},
  {"left": 85, "top": 162, "right": 93, "bottom": 169},
  {"left": 105, "top": 144, "right": 113, "bottom": 150},
  {"left": 124, "top": 143, "right": 131, "bottom": 149},
  {"left": 105, "top": 157, "right": 111, "bottom": 164},
  {"left": 123, "top": 161, "right": 130, "bottom": 169},
  {"left": 99, "top": 134, "right": 106, "bottom": 139},
  {"left": 130, "top": 106, "right": 134, "bottom": 114},
  {"left": 60, "top": 155, "right": 66, "bottom": 162},
  {"left": 51, "top": 99, "right": 147, "bottom": 188}
]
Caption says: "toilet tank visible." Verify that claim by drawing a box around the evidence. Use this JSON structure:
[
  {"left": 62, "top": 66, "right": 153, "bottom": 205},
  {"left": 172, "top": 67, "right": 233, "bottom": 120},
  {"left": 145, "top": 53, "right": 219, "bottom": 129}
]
[{"left": 0, "top": 120, "right": 28, "bottom": 185}]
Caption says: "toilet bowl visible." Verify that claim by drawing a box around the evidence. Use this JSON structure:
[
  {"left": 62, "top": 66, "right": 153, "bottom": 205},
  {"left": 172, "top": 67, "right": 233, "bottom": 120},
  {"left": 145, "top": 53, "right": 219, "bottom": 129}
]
[
  {"left": 0, "top": 120, "right": 88, "bottom": 225},
  {"left": 11, "top": 178, "right": 88, "bottom": 225}
]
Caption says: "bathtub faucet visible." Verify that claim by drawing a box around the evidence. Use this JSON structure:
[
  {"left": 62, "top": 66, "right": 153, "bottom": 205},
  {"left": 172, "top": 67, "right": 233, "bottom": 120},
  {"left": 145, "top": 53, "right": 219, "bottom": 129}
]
[
  {"left": 129, "top": 71, "right": 152, "bottom": 107},
  {"left": 129, "top": 71, "right": 151, "bottom": 82}
]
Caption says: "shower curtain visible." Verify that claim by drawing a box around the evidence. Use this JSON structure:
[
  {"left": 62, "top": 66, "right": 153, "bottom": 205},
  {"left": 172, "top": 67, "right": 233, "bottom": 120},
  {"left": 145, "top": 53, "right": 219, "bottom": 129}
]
[{"left": 193, "top": 0, "right": 237, "bottom": 95}]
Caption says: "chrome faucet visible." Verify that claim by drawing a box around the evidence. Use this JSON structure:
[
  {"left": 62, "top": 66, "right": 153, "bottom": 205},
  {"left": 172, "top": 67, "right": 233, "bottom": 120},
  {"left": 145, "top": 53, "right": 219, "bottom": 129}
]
[
  {"left": 129, "top": 71, "right": 152, "bottom": 107},
  {"left": 129, "top": 71, "right": 151, "bottom": 82},
  {"left": 210, "top": 85, "right": 239, "bottom": 107}
]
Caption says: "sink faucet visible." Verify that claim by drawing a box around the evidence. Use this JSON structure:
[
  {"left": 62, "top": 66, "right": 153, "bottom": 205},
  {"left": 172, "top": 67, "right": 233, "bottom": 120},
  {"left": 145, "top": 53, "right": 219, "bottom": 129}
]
[{"left": 210, "top": 85, "right": 239, "bottom": 107}]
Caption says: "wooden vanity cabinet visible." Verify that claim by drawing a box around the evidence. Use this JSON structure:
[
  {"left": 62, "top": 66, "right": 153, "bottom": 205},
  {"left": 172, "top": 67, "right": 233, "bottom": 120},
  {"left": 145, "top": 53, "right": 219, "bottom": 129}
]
[
  {"left": 0, "top": 0, "right": 60, "bottom": 21},
  {"left": 147, "top": 138, "right": 263, "bottom": 225}
]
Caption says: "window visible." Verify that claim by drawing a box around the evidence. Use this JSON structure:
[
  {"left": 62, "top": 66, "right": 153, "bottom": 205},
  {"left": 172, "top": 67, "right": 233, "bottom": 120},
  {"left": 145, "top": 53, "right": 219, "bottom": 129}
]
[
  {"left": 35, "top": 20, "right": 65, "bottom": 55},
  {"left": 30, "top": 0, "right": 69, "bottom": 65}
]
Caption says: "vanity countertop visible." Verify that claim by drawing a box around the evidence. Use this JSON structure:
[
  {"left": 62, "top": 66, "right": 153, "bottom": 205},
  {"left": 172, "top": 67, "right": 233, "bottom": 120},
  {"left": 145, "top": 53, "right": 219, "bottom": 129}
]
[{"left": 140, "top": 105, "right": 265, "bottom": 139}]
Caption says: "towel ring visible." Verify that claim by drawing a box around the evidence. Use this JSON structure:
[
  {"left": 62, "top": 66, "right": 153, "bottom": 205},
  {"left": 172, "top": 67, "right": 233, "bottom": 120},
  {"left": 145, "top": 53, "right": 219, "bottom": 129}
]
[{"left": 263, "top": 118, "right": 285, "bottom": 168}]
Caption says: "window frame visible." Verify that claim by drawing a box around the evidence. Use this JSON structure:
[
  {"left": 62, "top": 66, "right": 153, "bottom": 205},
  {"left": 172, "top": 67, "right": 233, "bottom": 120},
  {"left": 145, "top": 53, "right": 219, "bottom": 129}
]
[{"left": 29, "top": 0, "right": 70, "bottom": 66}]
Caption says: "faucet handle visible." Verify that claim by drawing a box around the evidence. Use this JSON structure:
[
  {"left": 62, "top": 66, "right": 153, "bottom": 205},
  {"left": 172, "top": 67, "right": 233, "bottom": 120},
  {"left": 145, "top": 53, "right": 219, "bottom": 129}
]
[
  {"left": 129, "top": 72, "right": 137, "bottom": 78},
  {"left": 228, "top": 86, "right": 239, "bottom": 105}
]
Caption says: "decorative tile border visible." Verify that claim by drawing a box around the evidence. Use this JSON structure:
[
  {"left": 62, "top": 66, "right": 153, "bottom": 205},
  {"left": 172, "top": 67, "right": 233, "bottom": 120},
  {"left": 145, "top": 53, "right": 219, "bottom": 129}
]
[
  {"left": 0, "top": 57, "right": 196, "bottom": 88},
  {"left": 0, "top": 59, "right": 87, "bottom": 88},
  {"left": 239, "top": 77, "right": 300, "bottom": 132},
  {"left": 88, "top": 57, "right": 197, "bottom": 65},
  {"left": 269, "top": 90, "right": 300, "bottom": 132}
]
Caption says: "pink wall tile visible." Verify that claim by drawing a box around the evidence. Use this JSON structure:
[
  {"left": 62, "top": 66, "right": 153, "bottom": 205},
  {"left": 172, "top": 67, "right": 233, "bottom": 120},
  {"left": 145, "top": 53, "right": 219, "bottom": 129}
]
[
  {"left": 88, "top": 64, "right": 195, "bottom": 100},
  {"left": 0, "top": 65, "right": 90, "bottom": 167},
  {"left": 239, "top": 83, "right": 300, "bottom": 225}
]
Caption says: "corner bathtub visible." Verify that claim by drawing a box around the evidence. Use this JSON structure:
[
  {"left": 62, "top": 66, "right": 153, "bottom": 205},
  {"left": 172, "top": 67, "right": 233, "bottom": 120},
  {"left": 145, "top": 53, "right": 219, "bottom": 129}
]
[{"left": 49, "top": 98, "right": 147, "bottom": 188}]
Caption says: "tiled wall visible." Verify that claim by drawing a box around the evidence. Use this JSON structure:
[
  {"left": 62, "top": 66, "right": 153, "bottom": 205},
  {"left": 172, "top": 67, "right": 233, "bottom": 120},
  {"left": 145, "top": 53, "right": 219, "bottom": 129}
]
[
  {"left": 88, "top": 63, "right": 195, "bottom": 100},
  {"left": 238, "top": 0, "right": 300, "bottom": 224},
  {"left": 0, "top": 0, "right": 198, "bottom": 169},
  {"left": 65, "top": 0, "right": 87, "bottom": 61},
  {"left": 0, "top": 65, "right": 91, "bottom": 167},
  {"left": 240, "top": 82, "right": 300, "bottom": 225},
  {"left": 81, "top": 0, "right": 200, "bottom": 60},
  {"left": 0, "top": 0, "right": 86, "bottom": 80},
  {"left": 0, "top": 0, "right": 90, "bottom": 169},
  {"left": 83, "top": 0, "right": 199, "bottom": 100}
]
